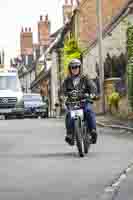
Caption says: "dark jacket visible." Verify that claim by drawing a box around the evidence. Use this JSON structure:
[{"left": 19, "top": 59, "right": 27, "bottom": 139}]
[{"left": 62, "top": 74, "right": 97, "bottom": 96}]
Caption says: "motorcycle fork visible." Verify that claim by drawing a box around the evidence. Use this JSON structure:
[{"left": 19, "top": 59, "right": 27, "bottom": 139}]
[{"left": 73, "top": 116, "right": 83, "bottom": 144}]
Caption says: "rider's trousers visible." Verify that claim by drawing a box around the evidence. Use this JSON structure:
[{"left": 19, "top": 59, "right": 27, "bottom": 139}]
[{"left": 65, "top": 103, "right": 96, "bottom": 133}]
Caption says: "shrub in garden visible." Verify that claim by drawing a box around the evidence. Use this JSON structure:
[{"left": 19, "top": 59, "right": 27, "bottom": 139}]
[{"left": 107, "top": 92, "right": 120, "bottom": 113}]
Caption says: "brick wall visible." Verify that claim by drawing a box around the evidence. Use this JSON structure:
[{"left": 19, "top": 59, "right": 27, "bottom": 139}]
[
  {"left": 79, "top": 0, "right": 128, "bottom": 47},
  {"left": 83, "top": 16, "right": 128, "bottom": 78},
  {"left": 83, "top": 14, "right": 129, "bottom": 114}
]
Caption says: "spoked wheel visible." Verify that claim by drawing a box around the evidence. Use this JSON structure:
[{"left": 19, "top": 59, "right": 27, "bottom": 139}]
[
  {"left": 75, "top": 118, "right": 84, "bottom": 157},
  {"left": 83, "top": 127, "right": 91, "bottom": 154}
]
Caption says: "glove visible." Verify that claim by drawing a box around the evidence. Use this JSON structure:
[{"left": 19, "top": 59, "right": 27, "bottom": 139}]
[
  {"left": 90, "top": 93, "right": 96, "bottom": 99},
  {"left": 90, "top": 94, "right": 100, "bottom": 100}
]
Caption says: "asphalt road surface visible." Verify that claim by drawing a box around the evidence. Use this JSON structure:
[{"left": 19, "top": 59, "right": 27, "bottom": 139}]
[{"left": 0, "top": 118, "right": 133, "bottom": 200}]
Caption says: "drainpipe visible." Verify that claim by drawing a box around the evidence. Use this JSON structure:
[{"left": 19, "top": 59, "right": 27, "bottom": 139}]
[{"left": 96, "top": 0, "right": 105, "bottom": 113}]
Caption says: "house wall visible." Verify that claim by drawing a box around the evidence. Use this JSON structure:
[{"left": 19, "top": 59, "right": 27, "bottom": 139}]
[
  {"left": 83, "top": 17, "right": 128, "bottom": 78},
  {"left": 78, "top": 0, "right": 128, "bottom": 48},
  {"left": 20, "top": 76, "right": 24, "bottom": 91},
  {"left": 19, "top": 69, "right": 35, "bottom": 93},
  {"left": 31, "top": 70, "right": 35, "bottom": 83},
  {"left": 27, "top": 73, "right": 31, "bottom": 93},
  {"left": 51, "top": 50, "right": 59, "bottom": 115},
  {"left": 83, "top": 15, "right": 129, "bottom": 114}
]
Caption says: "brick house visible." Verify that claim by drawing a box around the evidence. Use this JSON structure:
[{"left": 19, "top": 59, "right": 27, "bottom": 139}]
[
  {"left": 60, "top": 0, "right": 132, "bottom": 114},
  {"left": 30, "top": 24, "right": 70, "bottom": 116},
  {"left": 17, "top": 14, "right": 52, "bottom": 93},
  {"left": 19, "top": 64, "right": 36, "bottom": 93},
  {"left": 78, "top": 0, "right": 128, "bottom": 47},
  {"left": 79, "top": 0, "right": 133, "bottom": 114}
]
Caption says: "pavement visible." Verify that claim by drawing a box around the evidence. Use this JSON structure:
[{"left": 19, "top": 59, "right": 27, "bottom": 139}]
[
  {"left": 96, "top": 114, "right": 133, "bottom": 132},
  {"left": 96, "top": 114, "right": 133, "bottom": 200},
  {"left": 54, "top": 114, "right": 133, "bottom": 200},
  {"left": 117, "top": 169, "right": 133, "bottom": 200}
]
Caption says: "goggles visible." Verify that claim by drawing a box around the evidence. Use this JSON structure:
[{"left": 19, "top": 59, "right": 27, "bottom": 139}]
[{"left": 70, "top": 65, "right": 80, "bottom": 69}]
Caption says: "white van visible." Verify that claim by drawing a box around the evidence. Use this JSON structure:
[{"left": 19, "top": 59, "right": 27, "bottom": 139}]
[{"left": 0, "top": 68, "right": 24, "bottom": 118}]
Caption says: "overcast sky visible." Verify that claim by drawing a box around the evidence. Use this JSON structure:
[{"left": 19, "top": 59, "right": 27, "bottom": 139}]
[{"left": 0, "top": 0, "right": 64, "bottom": 65}]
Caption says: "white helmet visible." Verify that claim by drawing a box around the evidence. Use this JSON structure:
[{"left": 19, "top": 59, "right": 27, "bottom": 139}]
[{"left": 68, "top": 58, "right": 81, "bottom": 70}]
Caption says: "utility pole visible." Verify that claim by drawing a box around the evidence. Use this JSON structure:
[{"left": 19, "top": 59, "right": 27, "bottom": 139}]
[{"left": 96, "top": 0, "right": 105, "bottom": 113}]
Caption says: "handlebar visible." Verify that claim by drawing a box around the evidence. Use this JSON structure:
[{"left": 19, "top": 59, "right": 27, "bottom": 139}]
[
  {"left": 65, "top": 95, "right": 93, "bottom": 105},
  {"left": 67, "top": 90, "right": 99, "bottom": 100}
]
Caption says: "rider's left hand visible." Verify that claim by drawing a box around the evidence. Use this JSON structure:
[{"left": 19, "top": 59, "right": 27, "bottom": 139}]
[{"left": 90, "top": 94, "right": 100, "bottom": 100}]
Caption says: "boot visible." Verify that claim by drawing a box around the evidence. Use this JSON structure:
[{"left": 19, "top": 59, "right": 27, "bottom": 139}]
[
  {"left": 65, "top": 130, "right": 74, "bottom": 146},
  {"left": 90, "top": 129, "right": 97, "bottom": 144}
]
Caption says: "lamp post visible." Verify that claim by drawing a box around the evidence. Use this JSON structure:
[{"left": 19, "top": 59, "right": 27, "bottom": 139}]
[{"left": 96, "top": 0, "right": 105, "bottom": 113}]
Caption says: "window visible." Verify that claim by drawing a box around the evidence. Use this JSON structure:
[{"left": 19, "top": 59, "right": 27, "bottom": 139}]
[{"left": 0, "top": 76, "right": 21, "bottom": 91}]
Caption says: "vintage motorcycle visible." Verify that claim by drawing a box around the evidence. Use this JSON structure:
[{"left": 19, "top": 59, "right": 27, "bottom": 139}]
[{"left": 65, "top": 90, "right": 95, "bottom": 157}]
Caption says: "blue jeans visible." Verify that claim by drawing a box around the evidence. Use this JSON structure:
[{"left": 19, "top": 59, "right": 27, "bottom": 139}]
[{"left": 65, "top": 103, "right": 96, "bottom": 133}]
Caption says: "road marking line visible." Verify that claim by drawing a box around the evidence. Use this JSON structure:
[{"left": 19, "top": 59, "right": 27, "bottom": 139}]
[{"left": 100, "top": 162, "right": 133, "bottom": 199}]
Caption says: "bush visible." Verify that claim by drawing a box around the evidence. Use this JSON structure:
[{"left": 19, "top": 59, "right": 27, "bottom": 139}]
[{"left": 107, "top": 92, "right": 120, "bottom": 113}]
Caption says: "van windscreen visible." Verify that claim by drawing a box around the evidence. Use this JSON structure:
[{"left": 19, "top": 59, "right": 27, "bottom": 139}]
[{"left": 0, "top": 76, "right": 21, "bottom": 91}]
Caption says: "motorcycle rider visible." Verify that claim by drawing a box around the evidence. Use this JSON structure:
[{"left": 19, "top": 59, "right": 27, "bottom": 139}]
[{"left": 62, "top": 58, "right": 98, "bottom": 145}]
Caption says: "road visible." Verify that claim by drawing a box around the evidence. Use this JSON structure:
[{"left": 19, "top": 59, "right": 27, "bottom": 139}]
[{"left": 0, "top": 118, "right": 133, "bottom": 200}]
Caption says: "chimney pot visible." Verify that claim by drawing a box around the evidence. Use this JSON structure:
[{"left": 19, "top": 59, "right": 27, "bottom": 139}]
[
  {"left": 40, "top": 15, "right": 43, "bottom": 21},
  {"left": 25, "top": 27, "right": 27, "bottom": 32},
  {"left": 45, "top": 14, "right": 48, "bottom": 21},
  {"left": 76, "top": 0, "right": 80, "bottom": 6},
  {"left": 29, "top": 27, "right": 31, "bottom": 32},
  {"left": 65, "top": 0, "right": 68, "bottom": 5},
  {"left": 21, "top": 27, "right": 24, "bottom": 32}
]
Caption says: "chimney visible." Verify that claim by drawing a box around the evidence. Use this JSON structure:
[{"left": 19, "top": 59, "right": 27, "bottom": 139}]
[
  {"left": 2, "top": 50, "right": 4, "bottom": 65},
  {"left": 40, "top": 15, "right": 43, "bottom": 21},
  {"left": 38, "top": 13, "right": 51, "bottom": 47},
  {"left": 45, "top": 14, "right": 48, "bottom": 22},
  {"left": 20, "top": 26, "right": 33, "bottom": 56},
  {"left": 71, "top": 0, "right": 73, "bottom": 6},
  {"left": 63, "top": 1, "right": 72, "bottom": 24},
  {"left": 76, "top": 0, "right": 80, "bottom": 6}
]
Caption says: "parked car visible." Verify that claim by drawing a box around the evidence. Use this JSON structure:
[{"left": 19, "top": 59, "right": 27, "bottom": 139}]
[{"left": 24, "top": 93, "right": 48, "bottom": 118}]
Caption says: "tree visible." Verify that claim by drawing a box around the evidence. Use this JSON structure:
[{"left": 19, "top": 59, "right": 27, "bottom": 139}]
[
  {"left": 0, "top": 52, "right": 1, "bottom": 65},
  {"left": 127, "top": 25, "right": 133, "bottom": 111},
  {"left": 63, "top": 37, "right": 83, "bottom": 76}
]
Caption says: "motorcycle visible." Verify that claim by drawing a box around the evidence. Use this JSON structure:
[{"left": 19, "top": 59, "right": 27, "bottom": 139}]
[{"left": 65, "top": 90, "right": 95, "bottom": 157}]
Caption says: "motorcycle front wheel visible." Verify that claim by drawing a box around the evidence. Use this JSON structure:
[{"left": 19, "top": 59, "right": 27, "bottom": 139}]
[
  {"left": 74, "top": 118, "right": 84, "bottom": 157},
  {"left": 83, "top": 126, "right": 91, "bottom": 154}
]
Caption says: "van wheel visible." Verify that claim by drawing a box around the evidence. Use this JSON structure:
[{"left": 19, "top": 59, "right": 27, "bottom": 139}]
[
  {"left": 5, "top": 115, "right": 8, "bottom": 120},
  {"left": 16, "top": 114, "right": 24, "bottom": 119}
]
